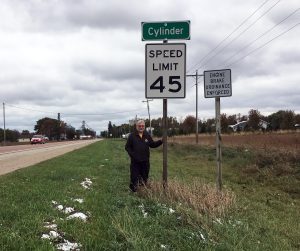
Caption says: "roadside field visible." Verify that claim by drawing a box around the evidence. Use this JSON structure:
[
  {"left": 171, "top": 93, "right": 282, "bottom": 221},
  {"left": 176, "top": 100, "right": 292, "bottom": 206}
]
[
  {"left": 0, "top": 138, "right": 299, "bottom": 250},
  {"left": 171, "top": 131, "right": 299, "bottom": 151}
]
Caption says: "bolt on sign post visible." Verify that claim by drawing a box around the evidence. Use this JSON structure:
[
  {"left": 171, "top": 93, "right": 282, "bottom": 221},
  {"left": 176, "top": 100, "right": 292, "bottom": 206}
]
[
  {"left": 143, "top": 21, "right": 189, "bottom": 188},
  {"left": 203, "top": 69, "right": 232, "bottom": 191}
]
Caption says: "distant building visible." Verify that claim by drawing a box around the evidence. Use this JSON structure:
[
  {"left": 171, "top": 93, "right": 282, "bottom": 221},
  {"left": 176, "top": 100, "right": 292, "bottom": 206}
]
[
  {"left": 229, "top": 119, "right": 269, "bottom": 132},
  {"left": 146, "top": 127, "right": 154, "bottom": 134},
  {"left": 258, "top": 119, "right": 269, "bottom": 130},
  {"left": 228, "top": 121, "right": 248, "bottom": 132}
]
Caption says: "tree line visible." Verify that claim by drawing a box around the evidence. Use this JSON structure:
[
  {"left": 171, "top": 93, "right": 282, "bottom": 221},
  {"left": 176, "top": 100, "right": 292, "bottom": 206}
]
[
  {"left": 102, "top": 109, "right": 300, "bottom": 138},
  {"left": 0, "top": 117, "right": 96, "bottom": 143}
]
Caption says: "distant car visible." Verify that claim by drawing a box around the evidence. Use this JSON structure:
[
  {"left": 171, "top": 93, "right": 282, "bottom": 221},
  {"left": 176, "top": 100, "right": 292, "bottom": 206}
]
[
  {"left": 30, "top": 135, "right": 46, "bottom": 144},
  {"left": 122, "top": 133, "right": 130, "bottom": 139},
  {"left": 44, "top": 136, "right": 49, "bottom": 141}
]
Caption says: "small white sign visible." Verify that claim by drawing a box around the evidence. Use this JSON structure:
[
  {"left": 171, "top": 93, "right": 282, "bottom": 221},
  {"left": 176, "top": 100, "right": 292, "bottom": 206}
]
[
  {"left": 145, "top": 43, "right": 186, "bottom": 98},
  {"left": 204, "top": 69, "right": 232, "bottom": 98}
]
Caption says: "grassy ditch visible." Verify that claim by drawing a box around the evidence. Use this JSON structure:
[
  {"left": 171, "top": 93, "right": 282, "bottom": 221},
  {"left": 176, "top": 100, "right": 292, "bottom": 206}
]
[{"left": 0, "top": 139, "right": 299, "bottom": 250}]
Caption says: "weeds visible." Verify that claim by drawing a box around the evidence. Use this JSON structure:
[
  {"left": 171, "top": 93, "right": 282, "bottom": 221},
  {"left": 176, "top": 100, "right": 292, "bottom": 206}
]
[
  {"left": 138, "top": 179, "right": 236, "bottom": 218},
  {"left": 0, "top": 139, "right": 299, "bottom": 250}
]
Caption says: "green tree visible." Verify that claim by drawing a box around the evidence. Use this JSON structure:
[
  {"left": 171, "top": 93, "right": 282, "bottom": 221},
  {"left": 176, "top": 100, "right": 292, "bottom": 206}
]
[
  {"left": 65, "top": 125, "right": 76, "bottom": 140},
  {"left": 0, "top": 128, "right": 20, "bottom": 142},
  {"left": 20, "top": 130, "right": 31, "bottom": 138},
  {"left": 268, "top": 110, "right": 295, "bottom": 130},
  {"left": 34, "top": 117, "right": 59, "bottom": 139},
  {"left": 108, "top": 121, "right": 113, "bottom": 137},
  {"left": 280, "top": 110, "right": 295, "bottom": 130},
  {"left": 181, "top": 115, "right": 196, "bottom": 135},
  {"left": 220, "top": 113, "right": 229, "bottom": 133},
  {"left": 248, "top": 109, "right": 261, "bottom": 131}
]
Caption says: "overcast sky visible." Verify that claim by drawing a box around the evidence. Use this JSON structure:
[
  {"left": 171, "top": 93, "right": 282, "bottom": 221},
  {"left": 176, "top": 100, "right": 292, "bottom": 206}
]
[{"left": 0, "top": 0, "right": 299, "bottom": 133}]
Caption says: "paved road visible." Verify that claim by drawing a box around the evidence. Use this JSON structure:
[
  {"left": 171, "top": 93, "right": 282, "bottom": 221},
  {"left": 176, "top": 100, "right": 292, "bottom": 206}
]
[{"left": 0, "top": 140, "right": 101, "bottom": 176}]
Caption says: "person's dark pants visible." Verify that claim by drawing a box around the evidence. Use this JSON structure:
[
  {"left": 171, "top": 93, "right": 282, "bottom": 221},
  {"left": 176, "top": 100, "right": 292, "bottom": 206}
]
[{"left": 129, "top": 161, "right": 150, "bottom": 192}]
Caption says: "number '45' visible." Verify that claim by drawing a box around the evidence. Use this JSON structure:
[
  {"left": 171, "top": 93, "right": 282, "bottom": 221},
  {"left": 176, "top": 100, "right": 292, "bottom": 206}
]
[{"left": 150, "top": 76, "right": 181, "bottom": 93}]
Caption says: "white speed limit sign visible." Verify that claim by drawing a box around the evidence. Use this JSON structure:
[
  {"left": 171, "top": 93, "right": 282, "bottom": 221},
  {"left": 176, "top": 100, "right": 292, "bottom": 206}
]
[{"left": 145, "top": 43, "right": 186, "bottom": 98}]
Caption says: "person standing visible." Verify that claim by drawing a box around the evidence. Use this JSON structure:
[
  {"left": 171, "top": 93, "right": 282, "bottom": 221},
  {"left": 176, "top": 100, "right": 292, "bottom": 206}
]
[{"left": 125, "top": 119, "right": 163, "bottom": 192}]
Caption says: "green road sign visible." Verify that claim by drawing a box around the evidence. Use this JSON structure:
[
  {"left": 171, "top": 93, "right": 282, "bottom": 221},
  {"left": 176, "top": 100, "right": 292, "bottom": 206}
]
[{"left": 142, "top": 21, "right": 190, "bottom": 41}]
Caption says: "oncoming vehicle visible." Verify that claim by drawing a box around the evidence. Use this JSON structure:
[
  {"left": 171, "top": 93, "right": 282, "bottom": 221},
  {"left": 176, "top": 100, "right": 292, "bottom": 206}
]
[
  {"left": 122, "top": 133, "right": 130, "bottom": 139},
  {"left": 30, "top": 135, "right": 46, "bottom": 144}
]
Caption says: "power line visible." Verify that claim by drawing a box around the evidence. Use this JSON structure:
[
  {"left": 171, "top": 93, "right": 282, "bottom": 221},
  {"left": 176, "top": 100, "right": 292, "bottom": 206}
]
[
  {"left": 5, "top": 103, "right": 143, "bottom": 117},
  {"left": 225, "top": 22, "right": 300, "bottom": 67},
  {"left": 187, "top": 0, "right": 272, "bottom": 73},
  {"left": 5, "top": 104, "right": 57, "bottom": 115},
  {"left": 197, "top": 0, "right": 282, "bottom": 71},
  {"left": 219, "top": 8, "right": 300, "bottom": 67},
  {"left": 62, "top": 109, "right": 142, "bottom": 116}
]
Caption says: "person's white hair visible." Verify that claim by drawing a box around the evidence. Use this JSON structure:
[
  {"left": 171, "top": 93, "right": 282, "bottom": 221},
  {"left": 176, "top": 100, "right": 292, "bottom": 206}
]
[{"left": 136, "top": 119, "right": 145, "bottom": 125}]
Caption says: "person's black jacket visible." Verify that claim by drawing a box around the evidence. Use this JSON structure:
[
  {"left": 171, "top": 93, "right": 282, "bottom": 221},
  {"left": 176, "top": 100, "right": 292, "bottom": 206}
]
[{"left": 125, "top": 130, "right": 162, "bottom": 163}]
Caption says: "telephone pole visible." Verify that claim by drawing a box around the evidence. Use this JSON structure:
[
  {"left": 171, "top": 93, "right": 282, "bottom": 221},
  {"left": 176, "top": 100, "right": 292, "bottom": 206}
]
[
  {"left": 57, "top": 113, "right": 61, "bottom": 141},
  {"left": 142, "top": 99, "right": 153, "bottom": 135},
  {"left": 186, "top": 70, "right": 203, "bottom": 144},
  {"left": 3, "top": 102, "right": 6, "bottom": 146}
]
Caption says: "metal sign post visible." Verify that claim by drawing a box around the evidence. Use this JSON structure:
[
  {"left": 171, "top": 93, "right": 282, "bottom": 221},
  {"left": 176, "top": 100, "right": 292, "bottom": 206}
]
[
  {"left": 204, "top": 69, "right": 232, "bottom": 191},
  {"left": 163, "top": 98, "right": 168, "bottom": 188},
  {"left": 143, "top": 20, "right": 189, "bottom": 189},
  {"left": 162, "top": 39, "right": 168, "bottom": 189},
  {"left": 145, "top": 42, "right": 186, "bottom": 188},
  {"left": 215, "top": 97, "right": 222, "bottom": 191}
]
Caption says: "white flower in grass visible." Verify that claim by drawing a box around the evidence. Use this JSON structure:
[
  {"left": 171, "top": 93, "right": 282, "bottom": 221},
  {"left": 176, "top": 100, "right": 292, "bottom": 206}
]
[
  {"left": 41, "top": 234, "right": 50, "bottom": 240},
  {"left": 44, "top": 223, "right": 58, "bottom": 230},
  {"left": 138, "top": 204, "right": 148, "bottom": 218},
  {"left": 169, "top": 208, "right": 175, "bottom": 214},
  {"left": 56, "top": 239, "right": 82, "bottom": 251},
  {"left": 67, "top": 212, "right": 88, "bottom": 222},
  {"left": 214, "top": 218, "right": 222, "bottom": 225},
  {"left": 80, "top": 178, "right": 93, "bottom": 189},
  {"left": 49, "top": 230, "right": 60, "bottom": 239},
  {"left": 73, "top": 198, "right": 84, "bottom": 204},
  {"left": 160, "top": 244, "right": 167, "bottom": 249},
  {"left": 57, "top": 205, "right": 64, "bottom": 211},
  {"left": 200, "top": 233, "right": 205, "bottom": 241},
  {"left": 63, "top": 207, "right": 75, "bottom": 214}
]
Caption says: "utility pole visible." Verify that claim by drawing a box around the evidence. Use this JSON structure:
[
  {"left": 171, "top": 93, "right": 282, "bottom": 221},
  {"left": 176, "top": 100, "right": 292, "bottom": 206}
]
[
  {"left": 142, "top": 99, "right": 153, "bottom": 136},
  {"left": 3, "top": 102, "right": 6, "bottom": 146},
  {"left": 82, "top": 120, "right": 86, "bottom": 135},
  {"left": 186, "top": 71, "right": 203, "bottom": 144},
  {"left": 57, "top": 113, "right": 61, "bottom": 141}
]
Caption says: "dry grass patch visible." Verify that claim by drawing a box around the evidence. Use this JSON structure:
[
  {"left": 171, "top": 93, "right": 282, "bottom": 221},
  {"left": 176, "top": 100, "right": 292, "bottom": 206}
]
[
  {"left": 171, "top": 132, "right": 300, "bottom": 151},
  {"left": 138, "top": 179, "right": 236, "bottom": 217}
]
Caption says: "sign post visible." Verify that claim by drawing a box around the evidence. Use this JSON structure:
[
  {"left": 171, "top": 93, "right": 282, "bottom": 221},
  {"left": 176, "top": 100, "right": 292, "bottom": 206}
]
[
  {"left": 163, "top": 97, "right": 168, "bottom": 188},
  {"left": 204, "top": 69, "right": 232, "bottom": 191},
  {"left": 145, "top": 42, "right": 186, "bottom": 188},
  {"left": 143, "top": 21, "right": 189, "bottom": 188},
  {"left": 215, "top": 97, "right": 222, "bottom": 191}
]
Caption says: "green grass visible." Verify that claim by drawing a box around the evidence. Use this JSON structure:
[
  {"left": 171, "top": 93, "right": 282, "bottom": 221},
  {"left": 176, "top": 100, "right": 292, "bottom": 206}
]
[{"left": 0, "top": 139, "right": 299, "bottom": 250}]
